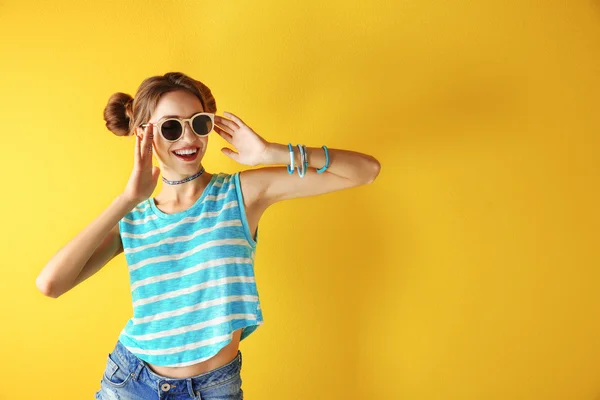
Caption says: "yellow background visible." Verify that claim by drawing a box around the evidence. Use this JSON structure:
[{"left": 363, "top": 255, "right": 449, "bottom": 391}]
[{"left": 1, "top": 1, "right": 599, "bottom": 399}]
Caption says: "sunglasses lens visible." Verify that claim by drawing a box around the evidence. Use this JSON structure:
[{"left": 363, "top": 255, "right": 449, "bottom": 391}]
[
  {"left": 191, "top": 114, "right": 213, "bottom": 136},
  {"left": 161, "top": 120, "right": 183, "bottom": 141}
]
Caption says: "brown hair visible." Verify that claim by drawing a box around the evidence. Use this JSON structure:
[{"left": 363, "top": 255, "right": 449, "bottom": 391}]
[{"left": 103, "top": 72, "right": 217, "bottom": 137}]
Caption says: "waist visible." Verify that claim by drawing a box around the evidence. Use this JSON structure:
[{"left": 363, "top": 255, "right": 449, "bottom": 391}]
[{"left": 144, "top": 328, "right": 243, "bottom": 379}]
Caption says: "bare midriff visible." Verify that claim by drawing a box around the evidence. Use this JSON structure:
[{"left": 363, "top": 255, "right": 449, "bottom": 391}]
[{"left": 145, "top": 328, "right": 243, "bottom": 379}]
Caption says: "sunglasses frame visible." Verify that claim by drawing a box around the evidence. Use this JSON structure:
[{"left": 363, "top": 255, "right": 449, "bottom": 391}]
[{"left": 140, "top": 112, "right": 215, "bottom": 142}]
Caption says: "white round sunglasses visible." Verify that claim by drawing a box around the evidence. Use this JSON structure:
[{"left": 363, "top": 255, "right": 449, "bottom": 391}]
[{"left": 140, "top": 112, "right": 215, "bottom": 142}]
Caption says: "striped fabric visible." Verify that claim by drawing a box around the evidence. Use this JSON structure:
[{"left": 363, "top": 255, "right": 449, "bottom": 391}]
[{"left": 117, "top": 171, "right": 264, "bottom": 367}]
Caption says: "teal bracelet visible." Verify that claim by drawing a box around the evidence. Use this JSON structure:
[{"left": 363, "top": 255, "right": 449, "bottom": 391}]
[
  {"left": 316, "top": 145, "right": 329, "bottom": 174},
  {"left": 296, "top": 144, "right": 307, "bottom": 177},
  {"left": 287, "top": 143, "right": 295, "bottom": 174},
  {"left": 303, "top": 144, "right": 309, "bottom": 172}
]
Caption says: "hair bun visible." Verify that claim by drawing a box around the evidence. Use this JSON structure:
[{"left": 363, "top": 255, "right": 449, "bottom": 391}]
[{"left": 104, "top": 92, "right": 134, "bottom": 137}]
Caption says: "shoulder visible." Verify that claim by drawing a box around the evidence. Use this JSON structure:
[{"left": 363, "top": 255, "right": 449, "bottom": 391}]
[{"left": 231, "top": 169, "right": 265, "bottom": 207}]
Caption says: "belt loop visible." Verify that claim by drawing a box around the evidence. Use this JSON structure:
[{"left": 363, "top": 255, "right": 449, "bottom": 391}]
[
  {"left": 187, "top": 378, "right": 200, "bottom": 399},
  {"left": 131, "top": 361, "right": 144, "bottom": 381}
]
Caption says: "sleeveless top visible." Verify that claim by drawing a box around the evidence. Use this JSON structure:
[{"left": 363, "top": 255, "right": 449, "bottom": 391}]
[{"left": 116, "top": 171, "right": 264, "bottom": 367}]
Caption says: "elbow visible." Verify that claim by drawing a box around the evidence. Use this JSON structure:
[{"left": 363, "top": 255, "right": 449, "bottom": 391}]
[
  {"left": 36, "top": 275, "right": 59, "bottom": 298},
  {"left": 365, "top": 157, "right": 381, "bottom": 184}
]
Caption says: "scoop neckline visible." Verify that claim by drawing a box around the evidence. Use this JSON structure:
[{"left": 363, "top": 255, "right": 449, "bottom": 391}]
[{"left": 148, "top": 173, "right": 219, "bottom": 220}]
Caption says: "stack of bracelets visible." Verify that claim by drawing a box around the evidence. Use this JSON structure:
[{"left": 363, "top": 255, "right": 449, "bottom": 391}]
[{"left": 286, "top": 143, "right": 330, "bottom": 177}]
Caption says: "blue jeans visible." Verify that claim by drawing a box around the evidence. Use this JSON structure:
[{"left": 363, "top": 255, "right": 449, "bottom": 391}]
[{"left": 95, "top": 340, "right": 243, "bottom": 399}]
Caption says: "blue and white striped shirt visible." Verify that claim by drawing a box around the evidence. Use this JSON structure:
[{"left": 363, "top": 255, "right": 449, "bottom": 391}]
[{"left": 117, "top": 171, "right": 263, "bottom": 367}]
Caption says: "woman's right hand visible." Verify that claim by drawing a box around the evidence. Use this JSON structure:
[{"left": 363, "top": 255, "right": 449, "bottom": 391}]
[{"left": 122, "top": 124, "right": 161, "bottom": 204}]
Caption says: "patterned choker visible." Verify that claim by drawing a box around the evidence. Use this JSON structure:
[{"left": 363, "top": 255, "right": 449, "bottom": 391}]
[{"left": 162, "top": 167, "right": 206, "bottom": 185}]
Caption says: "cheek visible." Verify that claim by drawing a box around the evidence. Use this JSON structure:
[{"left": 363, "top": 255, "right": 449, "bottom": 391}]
[
  {"left": 151, "top": 141, "right": 167, "bottom": 161},
  {"left": 201, "top": 137, "right": 209, "bottom": 150},
  {"left": 152, "top": 140, "right": 164, "bottom": 153}
]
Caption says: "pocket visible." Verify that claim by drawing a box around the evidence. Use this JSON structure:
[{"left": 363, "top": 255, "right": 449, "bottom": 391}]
[{"left": 102, "top": 352, "right": 133, "bottom": 388}]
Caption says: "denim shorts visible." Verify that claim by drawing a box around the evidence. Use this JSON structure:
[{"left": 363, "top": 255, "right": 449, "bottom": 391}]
[{"left": 95, "top": 339, "right": 243, "bottom": 399}]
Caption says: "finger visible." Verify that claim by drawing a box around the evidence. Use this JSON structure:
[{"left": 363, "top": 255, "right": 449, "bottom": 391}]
[
  {"left": 218, "top": 114, "right": 240, "bottom": 130},
  {"left": 214, "top": 125, "right": 233, "bottom": 142},
  {"left": 223, "top": 111, "right": 243, "bottom": 124},
  {"left": 134, "top": 128, "right": 141, "bottom": 165},
  {"left": 221, "top": 147, "right": 239, "bottom": 162},
  {"left": 147, "top": 124, "right": 154, "bottom": 158},
  {"left": 140, "top": 125, "right": 148, "bottom": 163},
  {"left": 215, "top": 123, "right": 235, "bottom": 137},
  {"left": 142, "top": 124, "right": 153, "bottom": 162}
]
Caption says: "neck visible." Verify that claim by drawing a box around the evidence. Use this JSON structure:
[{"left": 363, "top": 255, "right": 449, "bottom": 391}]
[{"left": 157, "top": 165, "right": 213, "bottom": 204}]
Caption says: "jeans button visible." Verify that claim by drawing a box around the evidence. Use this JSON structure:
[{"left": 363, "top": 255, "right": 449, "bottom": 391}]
[{"left": 161, "top": 383, "right": 171, "bottom": 391}]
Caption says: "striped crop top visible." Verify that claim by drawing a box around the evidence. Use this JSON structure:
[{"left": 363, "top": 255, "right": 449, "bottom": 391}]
[{"left": 116, "top": 171, "right": 264, "bottom": 367}]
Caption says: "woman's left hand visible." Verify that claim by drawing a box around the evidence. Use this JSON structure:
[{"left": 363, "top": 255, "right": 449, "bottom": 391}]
[{"left": 214, "top": 112, "right": 270, "bottom": 166}]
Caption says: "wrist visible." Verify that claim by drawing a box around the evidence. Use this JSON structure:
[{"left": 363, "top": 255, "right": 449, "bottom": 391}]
[
  {"left": 262, "top": 142, "right": 290, "bottom": 165},
  {"left": 118, "top": 192, "right": 143, "bottom": 208}
]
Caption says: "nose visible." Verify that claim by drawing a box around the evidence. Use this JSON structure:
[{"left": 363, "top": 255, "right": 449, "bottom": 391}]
[{"left": 181, "top": 120, "right": 197, "bottom": 141}]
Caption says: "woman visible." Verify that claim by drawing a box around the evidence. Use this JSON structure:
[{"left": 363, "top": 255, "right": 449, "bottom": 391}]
[{"left": 36, "top": 72, "right": 381, "bottom": 399}]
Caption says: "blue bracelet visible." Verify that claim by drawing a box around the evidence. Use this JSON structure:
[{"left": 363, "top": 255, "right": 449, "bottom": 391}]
[
  {"left": 296, "top": 144, "right": 307, "bottom": 177},
  {"left": 303, "top": 144, "right": 309, "bottom": 172},
  {"left": 316, "top": 145, "right": 329, "bottom": 174},
  {"left": 287, "top": 143, "right": 295, "bottom": 174}
]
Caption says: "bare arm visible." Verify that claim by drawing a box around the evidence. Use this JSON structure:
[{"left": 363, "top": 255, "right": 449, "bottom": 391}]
[
  {"left": 245, "top": 144, "right": 380, "bottom": 206},
  {"left": 36, "top": 194, "right": 138, "bottom": 298},
  {"left": 212, "top": 112, "right": 381, "bottom": 206}
]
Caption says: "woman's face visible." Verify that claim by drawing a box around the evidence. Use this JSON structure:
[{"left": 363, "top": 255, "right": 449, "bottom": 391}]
[{"left": 145, "top": 89, "right": 210, "bottom": 174}]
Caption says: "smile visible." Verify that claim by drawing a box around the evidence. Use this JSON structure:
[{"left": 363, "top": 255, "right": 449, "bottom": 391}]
[{"left": 172, "top": 148, "right": 199, "bottom": 161}]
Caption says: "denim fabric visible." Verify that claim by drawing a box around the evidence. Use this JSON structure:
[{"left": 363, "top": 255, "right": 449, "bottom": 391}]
[{"left": 95, "top": 340, "right": 243, "bottom": 399}]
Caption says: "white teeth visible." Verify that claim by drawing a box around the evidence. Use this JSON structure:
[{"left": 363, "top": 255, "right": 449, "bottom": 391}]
[{"left": 174, "top": 149, "right": 198, "bottom": 155}]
